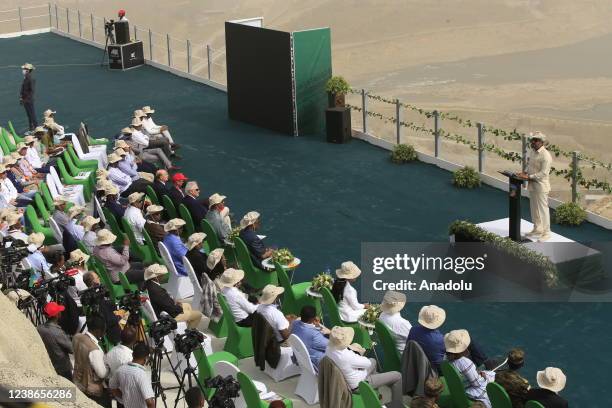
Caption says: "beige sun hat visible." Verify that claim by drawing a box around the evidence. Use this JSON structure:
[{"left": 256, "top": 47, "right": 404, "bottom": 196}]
[
  {"left": 6, "top": 212, "right": 22, "bottom": 226},
  {"left": 24, "top": 135, "right": 36, "bottom": 144},
  {"left": 128, "top": 192, "right": 145, "bottom": 204},
  {"left": 144, "top": 263, "right": 168, "bottom": 281},
  {"left": 131, "top": 117, "right": 142, "bottom": 127},
  {"left": 187, "top": 232, "right": 207, "bottom": 250},
  {"left": 115, "top": 148, "right": 127, "bottom": 157},
  {"left": 3, "top": 156, "right": 17, "bottom": 166},
  {"left": 43, "top": 109, "right": 56, "bottom": 118},
  {"left": 53, "top": 195, "right": 68, "bottom": 206},
  {"left": 444, "top": 329, "right": 471, "bottom": 354},
  {"left": 96, "top": 229, "right": 117, "bottom": 245},
  {"left": 336, "top": 261, "right": 362, "bottom": 280},
  {"left": 142, "top": 106, "right": 155, "bottom": 114},
  {"left": 16, "top": 142, "right": 27, "bottom": 151},
  {"left": 0, "top": 208, "right": 13, "bottom": 221},
  {"left": 115, "top": 140, "right": 130, "bottom": 149},
  {"left": 108, "top": 153, "right": 122, "bottom": 164},
  {"left": 120, "top": 127, "right": 133, "bottom": 135},
  {"left": 208, "top": 193, "right": 227, "bottom": 207},
  {"left": 27, "top": 232, "right": 45, "bottom": 250},
  {"left": 207, "top": 248, "right": 225, "bottom": 270},
  {"left": 259, "top": 284, "right": 285, "bottom": 305},
  {"left": 418, "top": 305, "right": 446, "bottom": 329},
  {"left": 329, "top": 326, "right": 355, "bottom": 349},
  {"left": 67, "top": 205, "right": 85, "bottom": 219},
  {"left": 33, "top": 125, "right": 47, "bottom": 134},
  {"left": 21, "top": 63, "right": 35, "bottom": 70},
  {"left": 536, "top": 367, "right": 566, "bottom": 393},
  {"left": 105, "top": 184, "right": 119, "bottom": 196},
  {"left": 69, "top": 249, "right": 90, "bottom": 265},
  {"left": 381, "top": 290, "right": 407, "bottom": 314},
  {"left": 96, "top": 179, "right": 112, "bottom": 191},
  {"left": 239, "top": 211, "right": 260, "bottom": 229},
  {"left": 218, "top": 268, "right": 245, "bottom": 288},
  {"left": 0, "top": 164, "right": 7, "bottom": 173},
  {"left": 133, "top": 109, "right": 146, "bottom": 118},
  {"left": 164, "top": 218, "right": 186, "bottom": 232},
  {"left": 146, "top": 204, "right": 164, "bottom": 215},
  {"left": 97, "top": 168, "right": 109, "bottom": 178},
  {"left": 81, "top": 215, "right": 100, "bottom": 231},
  {"left": 528, "top": 130, "right": 547, "bottom": 142}
]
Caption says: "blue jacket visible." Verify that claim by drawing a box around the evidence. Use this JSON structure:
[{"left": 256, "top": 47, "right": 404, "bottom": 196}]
[
  {"left": 105, "top": 199, "right": 125, "bottom": 220},
  {"left": 163, "top": 233, "right": 188, "bottom": 276},
  {"left": 290, "top": 320, "right": 328, "bottom": 372},
  {"left": 239, "top": 227, "right": 266, "bottom": 269},
  {"left": 407, "top": 323, "right": 445, "bottom": 370}
]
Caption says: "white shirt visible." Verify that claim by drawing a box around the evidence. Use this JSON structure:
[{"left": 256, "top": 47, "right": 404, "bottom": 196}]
[
  {"left": 257, "top": 303, "right": 289, "bottom": 342},
  {"left": 124, "top": 205, "right": 146, "bottom": 244},
  {"left": 222, "top": 286, "right": 257, "bottom": 321},
  {"left": 25, "top": 146, "right": 43, "bottom": 168},
  {"left": 338, "top": 282, "right": 365, "bottom": 322},
  {"left": 325, "top": 346, "right": 372, "bottom": 390},
  {"left": 104, "top": 344, "right": 133, "bottom": 380},
  {"left": 85, "top": 331, "right": 109, "bottom": 380},
  {"left": 379, "top": 312, "right": 412, "bottom": 352},
  {"left": 83, "top": 230, "right": 97, "bottom": 252},
  {"left": 142, "top": 117, "right": 162, "bottom": 135},
  {"left": 1, "top": 178, "right": 18, "bottom": 201},
  {"left": 66, "top": 219, "right": 85, "bottom": 240},
  {"left": 9, "top": 229, "right": 29, "bottom": 243},
  {"left": 26, "top": 250, "right": 51, "bottom": 276},
  {"left": 130, "top": 129, "right": 150, "bottom": 147},
  {"left": 108, "top": 167, "right": 132, "bottom": 193}
]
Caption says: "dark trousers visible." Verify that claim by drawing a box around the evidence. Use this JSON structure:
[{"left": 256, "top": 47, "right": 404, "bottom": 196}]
[
  {"left": 237, "top": 314, "right": 255, "bottom": 327},
  {"left": 23, "top": 101, "right": 37, "bottom": 130},
  {"left": 148, "top": 138, "right": 173, "bottom": 157},
  {"left": 120, "top": 178, "right": 153, "bottom": 197},
  {"left": 87, "top": 391, "right": 112, "bottom": 408}
]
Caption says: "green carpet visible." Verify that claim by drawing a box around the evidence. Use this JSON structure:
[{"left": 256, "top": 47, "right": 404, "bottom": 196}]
[{"left": 1, "top": 33, "right": 611, "bottom": 406}]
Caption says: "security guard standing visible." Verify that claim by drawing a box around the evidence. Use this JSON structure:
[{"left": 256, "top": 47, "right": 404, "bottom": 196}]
[{"left": 19, "top": 62, "right": 37, "bottom": 131}]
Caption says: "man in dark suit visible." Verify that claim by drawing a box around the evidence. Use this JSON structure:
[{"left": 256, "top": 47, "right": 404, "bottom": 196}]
[
  {"left": 20, "top": 63, "right": 37, "bottom": 130},
  {"left": 182, "top": 181, "right": 208, "bottom": 226},
  {"left": 144, "top": 205, "right": 166, "bottom": 248},
  {"left": 169, "top": 173, "right": 188, "bottom": 208},
  {"left": 238, "top": 211, "right": 273, "bottom": 269},
  {"left": 525, "top": 367, "right": 568, "bottom": 408},
  {"left": 104, "top": 185, "right": 126, "bottom": 220},
  {"left": 153, "top": 169, "right": 171, "bottom": 201}
]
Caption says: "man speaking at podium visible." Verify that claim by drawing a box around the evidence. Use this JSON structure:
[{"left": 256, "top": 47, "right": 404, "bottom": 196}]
[{"left": 517, "top": 131, "right": 552, "bottom": 242}]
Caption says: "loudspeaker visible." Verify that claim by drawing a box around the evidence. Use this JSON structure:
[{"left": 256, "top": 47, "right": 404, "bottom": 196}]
[
  {"left": 114, "top": 20, "right": 130, "bottom": 45},
  {"left": 326, "top": 107, "right": 352, "bottom": 143}
]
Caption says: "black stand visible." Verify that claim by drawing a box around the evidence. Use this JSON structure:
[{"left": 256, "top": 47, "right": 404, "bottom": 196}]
[
  {"left": 150, "top": 340, "right": 180, "bottom": 408},
  {"left": 173, "top": 349, "right": 207, "bottom": 408},
  {"left": 500, "top": 171, "right": 525, "bottom": 242}
]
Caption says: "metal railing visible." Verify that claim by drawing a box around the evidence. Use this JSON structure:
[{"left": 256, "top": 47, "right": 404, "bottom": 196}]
[{"left": 0, "top": 4, "right": 50, "bottom": 33}]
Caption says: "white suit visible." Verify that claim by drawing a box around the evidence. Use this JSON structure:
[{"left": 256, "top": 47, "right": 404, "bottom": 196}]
[{"left": 526, "top": 145, "right": 552, "bottom": 238}]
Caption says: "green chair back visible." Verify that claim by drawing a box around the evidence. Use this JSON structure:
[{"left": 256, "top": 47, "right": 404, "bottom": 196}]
[
  {"left": 525, "top": 401, "right": 546, "bottom": 408},
  {"left": 62, "top": 150, "right": 90, "bottom": 176},
  {"left": 487, "top": 382, "right": 512, "bottom": 408},
  {"left": 194, "top": 347, "right": 216, "bottom": 387},
  {"left": 77, "top": 241, "right": 91, "bottom": 255},
  {"left": 178, "top": 203, "right": 196, "bottom": 237},
  {"left": 8, "top": 121, "right": 25, "bottom": 143},
  {"left": 218, "top": 293, "right": 253, "bottom": 359},
  {"left": 119, "top": 271, "right": 138, "bottom": 293},
  {"left": 358, "top": 381, "right": 382, "bottom": 408},
  {"left": 1, "top": 128, "right": 16, "bottom": 152},
  {"left": 145, "top": 185, "right": 159, "bottom": 205},
  {"left": 90, "top": 257, "right": 125, "bottom": 302},
  {"left": 102, "top": 207, "right": 124, "bottom": 238},
  {"left": 374, "top": 320, "right": 402, "bottom": 372},
  {"left": 142, "top": 228, "right": 164, "bottom": 264},
  {"left": 25, "top": 204, "right": 55, "bottom": 245},
  {"left": 57, "top": 157, "right": 92, "bottom": 200},
  {"left": 0, "top": 130, "right": 11, "bottom": 154},
  {"left": 201, "top": 219, "right": 221, "bottom": 250},
  {"left": 121, "top": 217, "right": 149, "bottom": 263},
  {"left": 33, "top": 192, "right": 50, "bottom": 221},
  {"left": 237, "top": 372, "right": 293, "bottom": 408},
  {"left": 161, "top": 195, "right": 177, "bottom": 219},
  {"left": 67, "top": 144, "right": 98, "bottom": 169},
  {"left": 440, "top": 361, "right": 472, "bottom": 408},
  {"left": 39, "top": 181, "right": 55, "bottom": 212},
  {"left": 233, "top": 236, "right": 277, "bottom": 289},
  {"left": 320, "top": 287, "right": 343, "bottom": 327}
]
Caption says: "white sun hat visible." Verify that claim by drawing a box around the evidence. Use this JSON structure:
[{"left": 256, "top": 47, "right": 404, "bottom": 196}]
[
  {"left": 96, "top": 229, "right": 117, "bottom": 245},
  {"left": 218, "top": 268, "right": 245, "bottom": 288},
  {"left": 187, "top": 232, "right": 207, "bottom": 250},
  {"left": 329, "top": 326, "right": 354, "bottom": 349},
  {"left": 239, "top": 211, "right": 260, "bottom": 229},
  {"left": 537, "top": 367, "right": 567, "bottom": 393},
  {"left": 259, "top": 284, "right": 285, "bottom": 305},
  {"left": 444, "top": 329, "right": 471, "bottom": 354},
  {"left": 418, "top": 305, "right": 446, "bottom": 330},
  {"left": 208, "top": 193, "right": 227, "bottom": 207},
  {"left": 381, "top": 290, "right": 407, "bottom": 314},
  {"left": 335, "top": 261, "right": 362, "bottom": 280},
  {"left": 144, "top": 263, "right": 169, "bottom": 281},
  {"left": 206, "top": 248, "right": 225, "bottom": 270},
  {"left": 164, "top": 218, "right": 186, "bottom": 232}
]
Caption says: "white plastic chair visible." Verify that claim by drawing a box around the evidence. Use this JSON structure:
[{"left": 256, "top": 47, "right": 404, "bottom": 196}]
[
  {"left": 263, "top": 333, "right": 301, "bottom": 382},
  {"left": 141, "top": 299, "right": 176, "bottom": 352},
  {"left": 48, "top": 217, "right": 63, "bottom": 244},
  {"left": 158, "top": 241, "right": 194, "bottom": 300},
  {"left": 71, "top": 134, "right": 107, "bottom": 169},
  {"left": 49, "top": 167, "right": 85, "bottom": 206},
  {"left": 182, "top": 256, "right": 203, "bottom": 310},
  {"left": 288, "top": 334, "right": 319, "bottom": 404},
  {"left": 214, "top": 361, "right": 268, "bottom": 408},
  {"left": 94, "top": 196, "right": 107, "bottom": 224}
]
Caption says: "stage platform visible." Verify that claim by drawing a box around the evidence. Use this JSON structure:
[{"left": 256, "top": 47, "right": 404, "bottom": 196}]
[{"left": 477, "top": 218, "right": 573, "bottom": 243}]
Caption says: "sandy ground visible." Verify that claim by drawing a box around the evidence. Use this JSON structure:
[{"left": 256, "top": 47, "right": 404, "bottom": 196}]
[{"left": 2, "top": 0, "right": 611, "bottom": 216}]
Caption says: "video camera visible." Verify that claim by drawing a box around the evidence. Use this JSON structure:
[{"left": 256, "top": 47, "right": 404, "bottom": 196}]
[
  {"left": 118, "top": 290, "right": 144, "bottom": 325},
  {"left": 80, "top": 284, "right": 110, "bottom": 314},
  {"left": 149, "top": 315, "right": 178, "bottom": 345},
  {"left": 175, "top": 328, "right": 205, "bottom": 355},
  {"left": 0, "top": 236, "right": 29, "bottom": 282},
  {"left": 204, "top": 375, "right": 241, "bottom": 408},
  {"left": 104, "top": 19, "right": 115, "bottom": 32}
]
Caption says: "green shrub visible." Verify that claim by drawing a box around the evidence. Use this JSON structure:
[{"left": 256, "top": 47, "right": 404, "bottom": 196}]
[
  {"left": 453, "top": 166, "right": 481, "bottom": 189},
  {"left": 391, "top": 144, "right": 417, "bottom": 163},
  {"left": 325, "top": 76, "right": 351, "bottom": 95},
  {"left": 554, "top": 202, "right": 587, "bottom": 226}
]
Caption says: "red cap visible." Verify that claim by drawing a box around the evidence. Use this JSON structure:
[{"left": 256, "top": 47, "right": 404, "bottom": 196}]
[
  {"left": 172, "top": 173, "right": 188, "bottom": 182},
  {"left": 44, "top": 302, "right": 65, "bottom": 318},
  {"left": 118, "top": 9, "right": 126, "bottom": 17}
]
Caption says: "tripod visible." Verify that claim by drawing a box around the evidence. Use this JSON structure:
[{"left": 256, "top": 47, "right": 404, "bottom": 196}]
[
  {"left": 150, "top": 339, "right": 180, "bottom": 408},
  {"left": 100, "top": 22, "right": 116, "bottom": 67},
  {"left": 173, "top": 348, "right": 206, "bottom": 408}
]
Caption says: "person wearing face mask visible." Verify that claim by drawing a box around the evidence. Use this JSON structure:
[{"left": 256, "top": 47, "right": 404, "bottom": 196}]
[
  {"left": 205, "top": 193, "right": 232, "bottom": 243},
  {"left": 20, "top": 63, "right": 37, "bottom": 131}
]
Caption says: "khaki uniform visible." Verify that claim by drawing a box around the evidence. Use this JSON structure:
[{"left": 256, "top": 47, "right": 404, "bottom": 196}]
[{"left": 526, "top": 146, "right": 552, "bottom": 237}]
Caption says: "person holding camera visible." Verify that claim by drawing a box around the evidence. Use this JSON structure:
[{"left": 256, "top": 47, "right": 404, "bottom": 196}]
[
  {"left": 144, "top": 264, "right": 203, "bottom": 329},
  {"left": 25, "top": 232, "right": 51, "bottom": 279},
  {"left": 82, "top": 271, "right": 122, "bottom": 344}
]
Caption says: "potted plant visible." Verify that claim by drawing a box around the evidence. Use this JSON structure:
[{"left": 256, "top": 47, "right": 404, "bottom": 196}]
[
  {"left": 272, "top": 248, "right": 295, "bottom": 266},
  {"left": 325, "top": 76, "right": 351, "bottom": 108},
  {"left": 310, "top": 273, "right": 334, "bottom": 293}
]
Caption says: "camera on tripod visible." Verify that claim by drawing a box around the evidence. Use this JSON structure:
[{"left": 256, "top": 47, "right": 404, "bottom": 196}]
[
  {"left": 105, "top": 19, "right": 115, "bottom": 32},
  {"left": 118, "top": 290, "right": 144, "bottom": 325},
  {"left": 204, "top": 375, "right": 241, "bottom": 408},
  {"left": 175, "top": 329, "right": 205, "bottom": 355},
  {"left": 149, "top": 315, "right": 177, "bottom": 344},
  {"left": 80, "top": 284, "right": 110, "bottom": 313}
]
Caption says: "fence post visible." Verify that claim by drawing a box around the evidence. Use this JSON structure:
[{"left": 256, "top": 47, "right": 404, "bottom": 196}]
[
  {"left": 434, "top": 110, "right": 440, "bottom": 158},
  {"left": 477, "top": 122, "right": 485, "bottom": 173},
  {"left": 48, "top": 3, "right": 52, "bottom": 28},
  {"left": 166, "top": 33, "right": 171, "bottom": 67},
  {"left": 133, "top": 25, "right": 138, "bottom": 41},
  {"left": 207, "top": 45, "right": 212, "bottom": 80},
  {"left": 90, "top": 14, "right": 94, "bottom": 41},
  {"left": 571, "top": 151, "right": 579, "bottom": 203},
  {"left": 148, "top": 29, "right": 153, "bottom": 60},
  {"left": 66, "top": 8, "right": 70, "bottom": 33},
  {"left": 77, "top": 10, "right": 82, "bottom": 37},
  {"left": 361, "top": 89, "right": 367, "bottom": 134},
  {"left": 521, "top": 135, "right": 527, "bottom": 172},
  {"left": 18, "top": 7, "right": 23, "bottom": 32},
  {"left": 55, "top": 4, "right": 58, "bottom": 28},
  {"left": 187, "top": 40, "right": 192, "bottom": 73},
  {"left": 395, "top": 99, "right": 401, "bottom": 145}
]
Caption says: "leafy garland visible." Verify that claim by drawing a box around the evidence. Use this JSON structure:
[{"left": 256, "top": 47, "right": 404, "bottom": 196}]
[{"left": 448, "top": 220, "right": 559, "bottom": 287}]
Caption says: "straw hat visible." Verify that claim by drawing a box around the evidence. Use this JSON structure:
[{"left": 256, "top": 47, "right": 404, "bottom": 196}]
[
  {"left": 3, "top": 156, "right": 17, "bottom": 166},
  {"left": 528, "top": 131, "right": 547, "bottom": 142},
  {"left": 27, "top": 232, "right": 45, "bottom": 251},
  {"left": 21, "top": 63, "right": 35, "bottom": 70},
  {"left": 218, "top": 268, "right": 245, "bottom": 288},
  {"left": 69, "top": 249, "right": 90, "bottom": 265},
  {"left": 187, "top": 232, "right": 207, "bottom": 250},
  {"left": 81, "top": 215, "right": 100, "bottom": 231},
  {"left": 115, "top": 140, "right": 130, "bottom": 149},
  {"left": 329, "top": 326, "right": 354, "bottom": 349},
  {"left": 417, "top": 305, "right": 446, "bottom": 330},
  {"left": 97, "top": 168, "right": 109, "bottom": 178},
  {"left": 146, "top": 204, "right": 164, "bottom": 215},
  {"left": 207, "top": 248, "right": 225, "bottom": 270},
  {"left": 6, "top": 212, "right": 22, "bottom": 226},
  {"left": 259, "top": 284, "right": 285, "bottom": 305},
  {"left": 131, "top": 117, "right": 142, "bottom": 127},
  {"left": 115, "top": 148, "right": 127, "bottom": 157},
  {"left": 120, "top": 127, "right": 133, "bottom": 135},
  {"left": 336, "top": 261, "right": 361, "bottom": 280},
  {"left": 105, "top": 184, "right": 119, "bottom": 196},
  {"left": 0, "top": 208, "right": 13, "bottom": 221},
  {"left": 108, "top": 153, "right": 122, "bottom": 164},
  {"left": 142, "top": 106, "right": 155, "bottom": 114},
  {"left": 0, "top": 164, "right": 7, "bottom": 173},
  {"left": 67, "top": 205, "right": 85, "bottom": 219},
  {"left": 133, "top": 109, "right": 146, "bottom": 118},
  {"left": 444, "top": 329, "right": 471, "bottom": 353},
  {"left": 96, "top": 229, "right": 117, "bottom": 245},
  {"left": 33, "top": 126, "right": 46, "bottom": 134},
  {"left": 164, "top": 218, "right": 186, "bottom": 232},
  {"left": 239, "top": 211, "right": 260, "bottom": 229},
  {"left": 43, "top": 109, "right": 56, "bottom": 118},
  {"left": 24, "top": 135, "right": 36, "bottom": 144},
  {"left": 536, "top": 367, "right": 566, "bottom": 393},
  {"left": 53, "top": 196, "right": 68, "bottom": 206},
  {"left": 208, "top": 193, "right": 226, "bottom": 207},
  {"left": 96, "top": 179, "right": 112, "bottom": 191},
  {"left": 381, "top": 290, "right": 406, "bottom": 314},
  {"left": 144, "top": 263, "right": 168, "bottom": 281},
  {"left": 16, "top": 143, "right": 27, "bottom": 151},
  {"left": 128, "top": 192, "right": 145, "bottom": 204}
]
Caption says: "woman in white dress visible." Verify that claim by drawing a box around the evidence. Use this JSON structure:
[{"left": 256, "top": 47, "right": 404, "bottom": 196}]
[{"left": 331, "top": 261, "right": 367, "bottom": 322}]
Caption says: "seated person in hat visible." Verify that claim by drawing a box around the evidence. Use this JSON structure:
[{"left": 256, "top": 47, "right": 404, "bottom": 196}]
[
  {"left": 115, "top": 139, "right": 158, "bottom": 176},
  {"left": 408, "top": 305, "right": 447, "bottom": 373},
  {"left": 0, "top": 164, "right": 33, "bottom": 207},
  {"left": 93, "top": 228, "right": 140, "bottom": 284},
  {"left": 205, "top": 193, "right": 232, "bottom": 243},
  {"left": 124, "top": 192, "right": 147, "bottom": 245},
  {"left": 144, "top": 264, "right": 203, "bottom": 329},
  {"left": 66, "top": 249, "right": 90, "bottom": 308},
  {"left": 26, "top": 232, "right": 51, "bottom": 280},
  {"left": 82, "top": 271, "right": 122, "bottom": 344},
  {"left": 326, "top": 326, "right": 404, "bottom": 408},
  {"left": 5, "top": 212, "right": 29, "bottom": 243},
  {"left": 43, "top": 109, "right": 65, "bottom": 134},
  {"left": 219, "top": 268, "right": 258, "bottom": 327},
  {"left": 121, "top": 129, "right": 175, "bottom": 171},
  {"left": 141, "top": 105, "right": 175, "bottom": 144},
  {"left": 182, "top": 181, "right": 208, "bottom": 226},
  {"left": 15, "top": 144, "right": 43, "bottom": 180},
  {"left": 108, "top": 152, "right": 153, "bottom": 197},
  {"left": 525, "top": 367, "right": 568, "bottom": 408},
  {"left": 65, "top": 205, "right": 86, "bottom": 241},
  {"left": 495, "top": 348, "right": 530, "bottom": 408},
  {"left": 103, "top": 184, "right": 126, "bottom": 220},
  {"left": 24, "top": 135, "right": 52, "bottom": 173},
  {"left": 115, "top": 148, "right": 140, "bottom": 182},
  {"left": 162, "top": 218, "right": 189, "bottom": 276},
  {"left": 238, "top": 211, "right": 274, "bottom": 269},
  {"left": 256, "top": 284, "right": 294, "bottom": 343},
  {"left": 205, "top": 247, "right": 226, "bottom": 281},
  {"left": 198, "top": 248, "right": 223, "bottom": 322},
  {"left": 291, "top": 305, "right": 330, "bottom": 372},
  {"left": 378, "top": 290, "right": 412, "bottom": 353},
  {"left": 37, "top": 301, "right": 74, "bottom": 381},
  {"left": 51, "top": 196, "right": 71, "bottom": 230},
  {"left": 445, "top": 329, "right": 493, "bottom": 408},
  {"left": 169, "top": 173, "right": 188, "bottom": 208},
  {"left": 4, "top": 156, "right": 38, "bottom": 197},
  {"left": 130, "top": 115, "right": 175, "bottom": 158},
  {"left": 81, "top": 215, "right": 101, "bottom": 253},
  {"left": 409, "top": 377, "right": 445, "bottom": 408},
  {"left": 185, "top": 233, "right": 209, "bottom": 283},
  {"left": 331, "top": 261, "right": 367, "bottom": 323},
  {"left": 144, "top": 204, "right": 166, "bottom": 248}
]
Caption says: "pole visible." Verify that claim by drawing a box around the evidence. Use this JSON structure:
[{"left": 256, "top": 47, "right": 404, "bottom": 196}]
[
  {"left": 361, "top": 89, "right": 367, "bottom": 134},
  {"left": 91, "top": 13, "right": 94, "bottom": 41},
  {"left": 187, "top": 39, "right": 192, "bottom": 73},
  {"left": 434, "top": 110, "right": 440, "bottom": 157},
  {"left": 48, "top": 3, "right": 52, "bottom": 28},
  {"left": 572, "top": 151, "right": 579, "bottom": 203},
  {"left": 66, "top": 8, "right": 69, "bottom": 33},
  {"left": 148, "top": 29, "right": 153, "bottom": 60},
  {"left": 77, "top": 10, "right": 82, "bottom": 37},
  {"left": 206, "top": 44, "right": 212, "bottom": 80},
  {"left": 521, "top": 135, "right": 527, "bottom": 172},
  {"left": 18, "top": 7, "right": 23, "bottom": 32},
  {"left": 477, "top": 122, "right": 485, "bottom": 173},
  {"left": 166, "top": 33, "right": 171, "bottom": 67},
  {"left": 395, "top": 99, "right": 401, "bottom": 145},
  {"left": 55, "top": 4, "right": 58, "bottom": 29},
  {"left": 134, "top": 25, "right": 138, "bottom": 41}
]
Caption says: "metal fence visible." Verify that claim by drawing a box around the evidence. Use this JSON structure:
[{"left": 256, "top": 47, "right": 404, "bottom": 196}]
[{"left": 0, "top": 4, "right": 50, "bottom": 33}]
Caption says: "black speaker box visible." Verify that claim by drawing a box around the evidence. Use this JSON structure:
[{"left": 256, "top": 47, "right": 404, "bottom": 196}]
[
  {"left": 114, "top": 20, "right": 130, "bottom": 45},
  {"left": 326, "top": 107, "right": 352, "bottom": 143}
]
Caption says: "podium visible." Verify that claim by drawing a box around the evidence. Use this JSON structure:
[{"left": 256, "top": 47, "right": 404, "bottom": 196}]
[
  {"left": 108, "top": 41, "right": 144, "bottom": 71},
  {"left": 500, "top": 171, "right": 525, "bottom": 241}
]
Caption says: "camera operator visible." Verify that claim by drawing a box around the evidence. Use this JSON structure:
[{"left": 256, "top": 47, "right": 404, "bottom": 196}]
[
  {"left": 83, "top": 271, "right": 122, "bottom": 344},
  {"left": 5, "top": 212, "right": 28, "bottom": 243},
  {"left": 25, "top": 232, "right": 51, "bottom": 279},
  {"left": 37, "top": 302, "right": 73, "bottom": 381},
  {"left": 117, "top": 9, "right": 129, "bottom": 22},
  {"left": 144, "top": 264, "right": 202, "bottom": 329},
  {"left": 110, "top": 342, "right": 155, "bottom": 408},
  {"left": 65, "top": 249, "right": 90, "bottom": 309},
  {"left": 185, "top": 387, "right": 205, "bottom": 408}
]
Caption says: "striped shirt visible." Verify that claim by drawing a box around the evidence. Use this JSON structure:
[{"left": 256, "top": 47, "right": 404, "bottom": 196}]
[
  {"left": 109, "top": 362, "right": 154, "bottom": 408},
  {"left": 450, "top": 356, "right": 492, "bottom": 407}
]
